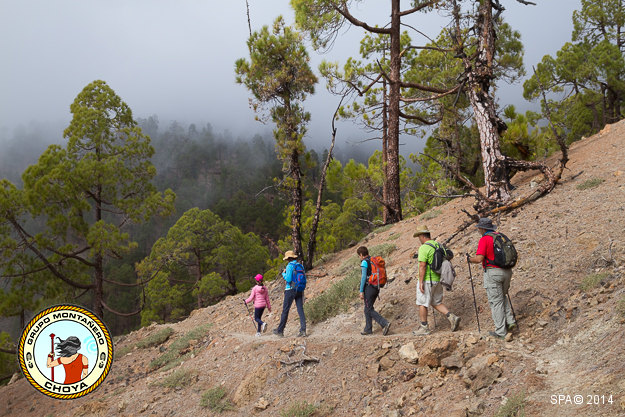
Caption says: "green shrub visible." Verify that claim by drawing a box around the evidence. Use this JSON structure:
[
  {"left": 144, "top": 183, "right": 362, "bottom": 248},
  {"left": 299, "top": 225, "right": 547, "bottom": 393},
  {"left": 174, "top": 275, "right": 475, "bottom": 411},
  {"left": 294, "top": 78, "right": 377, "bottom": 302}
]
[
  {"left": 114, "top": 344, "right": 133, "bottom": 358},
  {"left": 0, "top": 332, "right": 18, "bottom": 386},
  {"left": 616, "top": 296, "right": 625, "bottom": 318},
  {"left": 149, "top": 324, "right": 210, "bottom": 371},
  {"left": 153, "top": 368, "right": 197, "bottom": 389},
  {"left": 136, "top": 327, "right": 174, "bottom": 349},
  {"left": 420, "top": 209, "right": 442, "bottom": 221},
  {"left": 387, "top": 232, "right": 401, "bottom": 241},
  {"left": 304, "top": 244, "right": 396, "bottom": 324},
  {"left": 576, "top": 178, "right": 604, "bottom": 190},
  {"left": 200, "top": 386, "right": 234, "bottom": 413},
  {"left": 280, "top": 401, "right": 320, "bottom": 417},
  {"left": 580, "top": 272, "right": 608, "bottom": 292},
  {"left": 495, "top": 391, "right": 526, "bottom": 417},
  {"left": 372, "top": 224, "right": 393, "bottom": 234}
]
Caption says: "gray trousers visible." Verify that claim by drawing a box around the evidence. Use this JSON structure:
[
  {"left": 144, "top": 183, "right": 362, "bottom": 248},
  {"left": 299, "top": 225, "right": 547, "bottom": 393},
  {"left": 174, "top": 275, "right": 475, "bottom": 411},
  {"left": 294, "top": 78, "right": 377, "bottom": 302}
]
[{"left": 483, "top": 268, "right": 515, "bottom": 337}]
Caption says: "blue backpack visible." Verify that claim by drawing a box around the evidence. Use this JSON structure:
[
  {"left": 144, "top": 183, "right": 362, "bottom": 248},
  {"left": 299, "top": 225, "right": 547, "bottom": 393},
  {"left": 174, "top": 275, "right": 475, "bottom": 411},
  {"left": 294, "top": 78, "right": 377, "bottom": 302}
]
[{"left": 291, "top": 262, "right": 307, "bottom": 292}]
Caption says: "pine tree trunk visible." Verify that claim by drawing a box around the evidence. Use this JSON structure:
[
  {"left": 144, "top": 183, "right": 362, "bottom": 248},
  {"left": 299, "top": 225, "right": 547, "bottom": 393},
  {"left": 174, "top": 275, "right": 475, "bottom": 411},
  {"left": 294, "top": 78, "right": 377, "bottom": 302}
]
[
  {"left": 385, "top": 0, "right": 403, "bottom": 224},
  {"left": 94, "top": 181, "right": 104, "bottom": 318},
  {"left": 382, "top": 79, "right": 390, "bottom": 224},
  {"left": 196, "top": 253, "right": 203, "bottom": 309},
  {"left": 290, "top": 148, "right": 303, "bottom": 257}
]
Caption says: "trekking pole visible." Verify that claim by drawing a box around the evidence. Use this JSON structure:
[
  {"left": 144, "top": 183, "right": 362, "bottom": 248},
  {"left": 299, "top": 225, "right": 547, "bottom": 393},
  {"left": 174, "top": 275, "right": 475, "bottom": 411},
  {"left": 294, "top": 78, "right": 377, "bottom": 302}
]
[
  {"left": 466, "top": 256, "right": 481, "bottom": 333},
  {"left": 243, "top": 301, "right": 257, "bottom": 333},
  {"left": 507, "top": 293, "right": 519, "bottom": 331}
]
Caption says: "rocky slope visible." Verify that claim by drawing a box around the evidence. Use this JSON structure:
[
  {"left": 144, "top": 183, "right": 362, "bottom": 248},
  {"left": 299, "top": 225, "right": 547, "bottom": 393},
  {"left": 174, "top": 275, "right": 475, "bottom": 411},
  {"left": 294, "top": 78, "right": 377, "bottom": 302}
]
[{"left": 2, "top": 121, "right": 625, "bottom": 417}]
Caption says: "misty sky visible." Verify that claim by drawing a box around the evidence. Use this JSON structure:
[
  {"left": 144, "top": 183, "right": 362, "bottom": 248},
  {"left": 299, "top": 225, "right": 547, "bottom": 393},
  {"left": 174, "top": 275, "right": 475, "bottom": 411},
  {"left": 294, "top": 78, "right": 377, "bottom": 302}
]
[{"left": 0, "top": 0, "right": 581, "bottom": 155}]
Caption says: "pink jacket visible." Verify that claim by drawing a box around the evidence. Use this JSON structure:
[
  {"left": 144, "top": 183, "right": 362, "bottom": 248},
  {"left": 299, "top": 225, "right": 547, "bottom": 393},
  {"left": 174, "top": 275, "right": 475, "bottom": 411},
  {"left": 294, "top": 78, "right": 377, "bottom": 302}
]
[{"left": 245, "top": 285, "right": 271, "bottom": 309}]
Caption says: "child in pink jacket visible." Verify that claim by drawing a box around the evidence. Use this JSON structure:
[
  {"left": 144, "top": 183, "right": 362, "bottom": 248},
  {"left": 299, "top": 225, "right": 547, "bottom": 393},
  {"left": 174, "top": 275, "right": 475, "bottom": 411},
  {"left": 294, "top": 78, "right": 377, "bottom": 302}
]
[{"left": 244, "top": 274, "right": 272, "bottom": 336}]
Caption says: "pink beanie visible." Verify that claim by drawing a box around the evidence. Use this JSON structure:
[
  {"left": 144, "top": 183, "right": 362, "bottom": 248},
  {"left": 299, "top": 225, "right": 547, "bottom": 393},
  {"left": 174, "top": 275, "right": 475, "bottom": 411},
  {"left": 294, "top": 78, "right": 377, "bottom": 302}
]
[{"left": 254, "top": 274, "right": 264, "bottom": 282}]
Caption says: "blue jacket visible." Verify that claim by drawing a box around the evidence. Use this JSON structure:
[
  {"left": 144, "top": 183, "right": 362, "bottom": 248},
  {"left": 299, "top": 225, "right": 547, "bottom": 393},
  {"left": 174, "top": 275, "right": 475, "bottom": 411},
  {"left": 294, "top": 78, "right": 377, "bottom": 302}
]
[
  {"left": 282, "top": 260, "right": 298, "bottom": 290},
  {"left": 359, "top": 258, "right": 371, "bottom": 293}
]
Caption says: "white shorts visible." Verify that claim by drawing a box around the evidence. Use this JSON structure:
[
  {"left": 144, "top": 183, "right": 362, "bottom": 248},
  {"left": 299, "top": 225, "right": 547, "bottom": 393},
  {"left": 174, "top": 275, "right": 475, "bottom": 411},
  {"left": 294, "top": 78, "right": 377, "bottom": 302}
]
[{"left": 416, "top": 281, "right": 444, "bottom": 307}]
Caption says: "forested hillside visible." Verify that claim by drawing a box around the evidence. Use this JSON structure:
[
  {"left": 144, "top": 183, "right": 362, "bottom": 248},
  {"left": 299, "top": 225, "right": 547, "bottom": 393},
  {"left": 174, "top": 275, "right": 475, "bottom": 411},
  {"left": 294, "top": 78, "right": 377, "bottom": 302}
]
[
  {"left": 2, "top": 116, "right": 624, "bottom": 417},
  {"left": 1, "top": 2, "right": 624, "bottom": 410}
]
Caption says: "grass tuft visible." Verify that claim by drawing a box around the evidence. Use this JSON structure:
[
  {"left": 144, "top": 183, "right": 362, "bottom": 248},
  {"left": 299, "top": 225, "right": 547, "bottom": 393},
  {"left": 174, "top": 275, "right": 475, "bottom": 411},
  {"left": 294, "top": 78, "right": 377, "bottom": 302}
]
[
  {"left": 280, "top": 401, "right": 320, "bottom": 417},
  {"left": 576, "top": 177, "right": 604, "bottom": 190},
  {"left": 304, "top": 244, "right": 396, "bottom": 324},
  {"left": 200, "top": 386, "right": 234, "bottom": 413},
  {"left": 420, "top": 209, "right": 443, "bottom": 221},
  {"left": 616, "top": 296, "right": 625, "bottom": 318},
  {"left": 580, "top": 272, "right": 608, "bottom": 292},
  {"left": 149, "top": 324, "right": 210, "bottom": 371},
  {"left": 495, "top": 391, "right": 526, "bottom": 417},
  {"left": 136, "top": 327, "right": 174, "bottom": 349},
  {"left": 152, "top": 368, "right": 197, "bottom": 389}
]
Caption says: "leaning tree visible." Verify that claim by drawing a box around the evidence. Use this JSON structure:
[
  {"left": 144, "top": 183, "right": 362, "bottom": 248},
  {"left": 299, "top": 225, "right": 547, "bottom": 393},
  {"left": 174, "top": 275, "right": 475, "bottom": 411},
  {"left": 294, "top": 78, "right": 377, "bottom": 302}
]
[{"left": 235, "top": 16, "right": 318, "bottom": 258}]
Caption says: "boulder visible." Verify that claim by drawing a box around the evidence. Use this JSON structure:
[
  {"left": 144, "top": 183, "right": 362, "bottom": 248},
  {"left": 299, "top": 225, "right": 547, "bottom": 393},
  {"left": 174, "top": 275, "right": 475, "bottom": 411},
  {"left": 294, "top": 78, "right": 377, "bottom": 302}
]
[
  {"left": 399, "top": 342, "right": 419, "bottom": 364},
  {"left": 379, "top": 356, "right": 396, "bottom": 371},
  {"left": 367, "top": 363, "right": 380, "bottom": 378},
  {"left": 254, "top": 397, "right": 270, "bottom": 410},
  {"left": 418, "top": 338, "right": 457, "bottom": 368},
  {"left": 464, "top": 354, "right": 502, "bottom": 393},
  {"left": 441, "top": 354, "right": 464, "bottom": 370}
]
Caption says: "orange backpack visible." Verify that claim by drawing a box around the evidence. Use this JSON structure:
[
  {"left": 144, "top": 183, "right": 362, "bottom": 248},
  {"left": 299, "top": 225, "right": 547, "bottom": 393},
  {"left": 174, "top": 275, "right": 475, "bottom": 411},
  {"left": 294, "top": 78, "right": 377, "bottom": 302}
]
[{"left": 368, "top": 256, "right": 387, "bottom": 288}]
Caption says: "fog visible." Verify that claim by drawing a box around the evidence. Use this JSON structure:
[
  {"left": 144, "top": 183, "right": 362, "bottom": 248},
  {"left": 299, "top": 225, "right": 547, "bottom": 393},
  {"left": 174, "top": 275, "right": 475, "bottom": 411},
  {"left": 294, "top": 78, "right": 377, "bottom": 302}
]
[{"left": 0, "top": 0, "right": 580, "bottom": 164}]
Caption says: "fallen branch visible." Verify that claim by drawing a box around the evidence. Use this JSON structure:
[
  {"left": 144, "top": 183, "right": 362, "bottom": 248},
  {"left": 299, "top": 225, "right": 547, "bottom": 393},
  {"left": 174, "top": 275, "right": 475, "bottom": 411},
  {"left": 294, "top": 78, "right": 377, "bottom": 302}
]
[{"left": 276, "top": 343, "right": 320, "bottom": 371}]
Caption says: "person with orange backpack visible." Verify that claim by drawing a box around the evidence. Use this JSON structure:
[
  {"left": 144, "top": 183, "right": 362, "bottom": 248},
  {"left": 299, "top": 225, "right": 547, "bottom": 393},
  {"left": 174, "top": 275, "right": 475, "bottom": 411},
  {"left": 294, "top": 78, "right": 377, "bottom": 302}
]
[
  {"left": 413, "top": 225, "right": 461, "bottom": 335},
  {"left": 357, "top": 246, "right": 391, "bottom": 336}
]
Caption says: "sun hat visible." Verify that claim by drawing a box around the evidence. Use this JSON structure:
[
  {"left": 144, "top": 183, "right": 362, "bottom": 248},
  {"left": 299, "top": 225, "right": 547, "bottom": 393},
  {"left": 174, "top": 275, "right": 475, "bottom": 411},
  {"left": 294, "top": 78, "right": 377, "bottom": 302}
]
[
  {"left": 476, "top": 217, "right": 497, "bottom": 230},
  {"left": 283, "top": 250, "right": 297, "bottom": 260},
  {"left": 254, "top": 274, "right": 263, "bottom": 282},
  {"left": 413, "top": 225, "right": 430, "bottom": 238}
]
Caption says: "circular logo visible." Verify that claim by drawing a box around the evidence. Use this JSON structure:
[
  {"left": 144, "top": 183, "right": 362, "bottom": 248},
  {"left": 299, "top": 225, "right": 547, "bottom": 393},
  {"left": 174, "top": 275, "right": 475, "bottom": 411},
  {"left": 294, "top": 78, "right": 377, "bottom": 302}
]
[{"left": 18, "top": 305, "right": 114, "bottom": 399}]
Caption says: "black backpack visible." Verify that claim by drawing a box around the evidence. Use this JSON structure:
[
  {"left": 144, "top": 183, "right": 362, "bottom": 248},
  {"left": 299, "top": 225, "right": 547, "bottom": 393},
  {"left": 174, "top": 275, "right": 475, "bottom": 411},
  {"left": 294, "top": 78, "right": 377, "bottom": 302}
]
[
  {"left": 485, "top": 232, "right": 518, "bottom": 268},
  {"left": 425, "top": 242, "right": 453, "bottom": 274}
]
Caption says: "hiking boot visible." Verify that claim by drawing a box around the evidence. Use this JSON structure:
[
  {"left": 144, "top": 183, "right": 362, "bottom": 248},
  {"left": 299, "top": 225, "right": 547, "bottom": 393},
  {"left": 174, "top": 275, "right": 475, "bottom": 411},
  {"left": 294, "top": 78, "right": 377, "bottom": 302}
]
[
  {"left": 383, "top": 322, "right": 392, "bottom": 336},
  {"left": 255, "top": 332, "right": 261, "bottom": 337},
  {"left": 412, "top": 324, "right": 430, "bottom": 336},
  {"left": 272, "top": 329, "right": 284, "bottom": 337},
  {"left": 507, "top": 322, "right": 519, "bottom": 334},
  {"left": 361, "top": 330, "right": 373, "bottom": 336},
  {"left": 261, "top": 322, "right": 267, "bottom": 333},
  {"left": 297, "top": 330, "right": 307, "bottom": 338},
  {"left": 448, "top": 313, "right": 461, "bottom": 332},
  {"left": 488, "top": 331, "right": 505, "bottom": 340}
]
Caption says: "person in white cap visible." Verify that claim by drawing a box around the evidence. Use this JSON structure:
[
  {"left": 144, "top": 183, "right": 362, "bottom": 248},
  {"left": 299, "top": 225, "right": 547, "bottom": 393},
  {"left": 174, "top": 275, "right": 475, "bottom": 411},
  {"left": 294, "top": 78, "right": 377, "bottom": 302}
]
[{"left": 273, "top": 250, "right": 307, "bottom": 337}]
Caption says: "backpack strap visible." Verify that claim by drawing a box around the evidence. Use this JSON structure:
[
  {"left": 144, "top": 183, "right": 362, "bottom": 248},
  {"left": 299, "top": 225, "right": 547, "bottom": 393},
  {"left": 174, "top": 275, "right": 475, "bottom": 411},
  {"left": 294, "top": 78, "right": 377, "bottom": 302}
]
[
  {"left": 424, "top": 241, "right": 439, "bottom": 284},
  {"left": 483, "top": 232, "right": 498, "bottom": 268}
]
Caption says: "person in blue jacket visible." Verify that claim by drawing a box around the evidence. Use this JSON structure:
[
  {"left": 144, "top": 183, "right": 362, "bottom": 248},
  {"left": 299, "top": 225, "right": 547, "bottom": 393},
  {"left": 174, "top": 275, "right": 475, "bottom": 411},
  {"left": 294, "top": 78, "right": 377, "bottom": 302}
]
[
  {"left": 273, "top": 250, "right": 307, "bottom": 337},
  {"left": 358, "top": 246, "right": 391, "bottom": 336}
]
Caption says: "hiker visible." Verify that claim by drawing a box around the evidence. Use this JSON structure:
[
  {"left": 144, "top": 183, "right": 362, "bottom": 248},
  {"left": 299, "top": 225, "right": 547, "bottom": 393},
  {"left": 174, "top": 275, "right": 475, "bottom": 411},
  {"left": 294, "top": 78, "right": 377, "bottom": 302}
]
[
  {"left": 244, "top": 274, "right": 271, "bottom": 337},
  {"left": 467, "top": 217, "right": 516, "bottom": 340},
  {"left": 273, "top": 250, "right": 307, "bottom": 338},
  {"left": 413, "top": 225, "right": 461, "bottom": 335},
  {"left": 357, "top": 246, "right": 391, "bottom": 336},
  {"left": 46, "top": 336, "right": 89, "bottom": 384}
]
